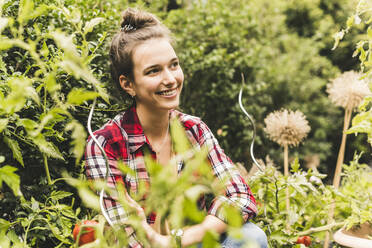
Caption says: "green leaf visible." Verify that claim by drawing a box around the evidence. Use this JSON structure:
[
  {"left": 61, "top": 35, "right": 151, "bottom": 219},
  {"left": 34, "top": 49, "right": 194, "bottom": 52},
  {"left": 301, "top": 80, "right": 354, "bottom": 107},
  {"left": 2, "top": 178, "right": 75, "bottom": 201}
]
[
  {"left": 32, "top": 134, "right": 64, "bottom": 160},
  {"left": 0, "top": 118, "right": 8, "bottom": 132},
  {"left": 18, "top": 0, "right": 34, "bottom": 23},
  {"left": 3, "top": 137, "right": 24, "bottom": 167},
  {"left": 63, "top": 172, "right": 100, "bottom": 211},
  {"left": 67, "top": 88, "right": 99, "bottom": 105},
  {"left": 0, "top": 165, "right": 22, "bottom": 196},
  {"left": 26, "top": 4, "right": 48, "bottom": 20},
  {"left": 346, "top": 16, "right": 353, "bottom": 28},
  {"left": 201, "top": 230, "right": 219, "bottom": 247},
  {"left": 65, "top": 120, "right": 87, "bottom": 164},
  {"left": 223, "top": 204, "right": 243, "bottom": 227},
  {"left": 1, "top": 77, "right": 39, "bottom": 114},
  {"left": 25, "top": 108, "right": 67, "bottom": 138},
  {"left": 44, "top": 73, "right": 60, "bottom": 93},
  {"left": 17, "top": 118, "right": 38, "bottom": 132},
  {"left": 6, "top": 229, "right": 23, "bottom": 247},
  {"left": 83, "top": 17, "right": 104, "bottom": 35},
  {"left": 31, "top": 197, "right": 40, "bottom": 211},
  {"left": 0, "top": 56, "right": 6, "bottom": 72},
  {"left": 183, "top": 198, "right": 205, "bottom": 222},
  {"left": 58, "top": 59, "right": 109, "bottom": 103},
  {"left": 69, "top": 9, "right": 81, "bottom": 24},
  {"left": 51, "top": 31, "right": 79, "bottom": 58},
  {"left": 170, "top": 118, "right": 192, "bottom": 154},
  {"left": 60, "top": 208, "right": 76, "bottom": 219},
  {"left": 0, "top": 235, "right": 10, "bottom": 248},
  {"left": 50, "top": 191, "right": 73, "bottom": 201},
  {"left": 368, "top": 27, "right": 372, "bottom": 39},
  {"left": 332, "top": 30, "right": 345, "bottom": 50},
  {"left": 366, "top": 17, "right": 372, "bottom": 24},
  {"left": 358, "top": 96, "right": 372, "bottom": 111},
  {"left": 290, "top": 157, "right": 300, "bottom": 173},
  {"left": 0, "top": 218, "right": 10, "bottom": 235}
]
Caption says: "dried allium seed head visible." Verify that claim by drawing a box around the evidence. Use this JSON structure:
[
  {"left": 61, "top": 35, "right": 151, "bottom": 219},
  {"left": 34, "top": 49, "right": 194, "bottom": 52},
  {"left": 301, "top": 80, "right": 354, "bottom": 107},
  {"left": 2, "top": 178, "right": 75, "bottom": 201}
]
[
  {"left": 264, "top": 109, "right": 311, "bottom": 147},
  {"left": 327, "top": 71, "right": 371, "bottom": 110}
]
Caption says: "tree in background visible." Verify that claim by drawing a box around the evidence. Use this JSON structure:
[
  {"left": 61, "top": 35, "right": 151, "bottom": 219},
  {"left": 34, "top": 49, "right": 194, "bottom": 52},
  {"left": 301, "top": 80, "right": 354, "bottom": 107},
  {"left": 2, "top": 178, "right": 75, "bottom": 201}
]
[{"left": 165, "top": 0, "right": 367, "bottom": 178}]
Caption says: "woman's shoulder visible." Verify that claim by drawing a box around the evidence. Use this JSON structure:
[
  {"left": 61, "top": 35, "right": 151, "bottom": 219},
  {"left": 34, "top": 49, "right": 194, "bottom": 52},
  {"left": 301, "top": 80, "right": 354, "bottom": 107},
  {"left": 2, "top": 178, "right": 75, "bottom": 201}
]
[
  {"left": 171, "top": 109, "right": 202, "bottom": 130},
  {"left": 89, "top": 112, "right": 127, "bottom": 142}
]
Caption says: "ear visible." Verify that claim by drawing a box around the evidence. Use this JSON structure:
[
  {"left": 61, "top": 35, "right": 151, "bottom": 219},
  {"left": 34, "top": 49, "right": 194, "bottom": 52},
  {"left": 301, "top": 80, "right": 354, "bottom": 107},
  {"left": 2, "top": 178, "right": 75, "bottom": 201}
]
[{"left": 119, "top": 75, "right": 136, "bottom": 97}]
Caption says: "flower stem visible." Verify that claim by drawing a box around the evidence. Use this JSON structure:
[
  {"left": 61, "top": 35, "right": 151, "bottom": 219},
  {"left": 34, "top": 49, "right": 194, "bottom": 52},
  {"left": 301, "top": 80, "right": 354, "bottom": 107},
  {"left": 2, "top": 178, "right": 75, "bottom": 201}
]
[
  {"left": 333, "top": 108, "right": 352, "bottom": 188},
  {"left": 274, "top": 178, "right": 280, "bottom": 213},
  {"left": 284, "top": 144, "right": 290, "bottom": 231},
  {"left": 43, "top": 154, "right": 52, "bottom": 185},
  {"left": 324, "top": 108, "right": 352, "bottom": 248}
]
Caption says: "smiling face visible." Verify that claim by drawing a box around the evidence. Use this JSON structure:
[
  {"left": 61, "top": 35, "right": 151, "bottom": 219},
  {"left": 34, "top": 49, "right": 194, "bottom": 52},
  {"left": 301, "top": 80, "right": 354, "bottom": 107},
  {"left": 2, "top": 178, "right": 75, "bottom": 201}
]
[{"left": 120, "top": 38, "right": 184, "bottom": 113}]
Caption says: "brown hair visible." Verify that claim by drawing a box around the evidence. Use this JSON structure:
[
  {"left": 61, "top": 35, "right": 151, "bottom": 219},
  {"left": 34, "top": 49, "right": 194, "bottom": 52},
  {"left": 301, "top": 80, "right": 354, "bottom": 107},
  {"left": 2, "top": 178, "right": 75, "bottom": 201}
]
[{"left": 109, "top": 8, "right": 171, "bottom": 102}]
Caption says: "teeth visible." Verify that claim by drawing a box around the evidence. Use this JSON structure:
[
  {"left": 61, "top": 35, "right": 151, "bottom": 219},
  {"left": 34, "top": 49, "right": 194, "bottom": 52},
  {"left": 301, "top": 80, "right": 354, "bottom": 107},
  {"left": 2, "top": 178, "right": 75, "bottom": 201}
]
[{"left": 158, "top": 89, "right": 176, "bottom": 96}]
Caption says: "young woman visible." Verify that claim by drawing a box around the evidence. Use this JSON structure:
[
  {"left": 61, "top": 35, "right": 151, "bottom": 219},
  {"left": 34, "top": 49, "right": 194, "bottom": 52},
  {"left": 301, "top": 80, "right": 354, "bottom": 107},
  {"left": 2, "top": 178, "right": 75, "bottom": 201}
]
[{"left": 85, "top": 8, "right": 268, "bottom": 248}]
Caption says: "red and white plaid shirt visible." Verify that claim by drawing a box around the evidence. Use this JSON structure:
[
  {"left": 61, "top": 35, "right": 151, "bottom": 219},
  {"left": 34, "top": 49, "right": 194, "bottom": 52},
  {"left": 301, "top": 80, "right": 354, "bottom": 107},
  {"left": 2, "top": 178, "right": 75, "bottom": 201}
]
[{"left": 84, "top": 106, "right": 257, "bottom": 247}]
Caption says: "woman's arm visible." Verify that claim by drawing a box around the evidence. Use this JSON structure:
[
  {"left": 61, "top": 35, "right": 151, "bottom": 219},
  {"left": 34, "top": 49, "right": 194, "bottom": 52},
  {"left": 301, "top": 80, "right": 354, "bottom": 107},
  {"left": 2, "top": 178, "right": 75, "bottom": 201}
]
[
  {"left": 196, "top": 120, "right": 258, "bottom": 222},
  {"left": 125, "top": 190, "right": 227, "bottom": 247},
  {"left": 180, "top": 214, "right": 227, "bottom": 246}
]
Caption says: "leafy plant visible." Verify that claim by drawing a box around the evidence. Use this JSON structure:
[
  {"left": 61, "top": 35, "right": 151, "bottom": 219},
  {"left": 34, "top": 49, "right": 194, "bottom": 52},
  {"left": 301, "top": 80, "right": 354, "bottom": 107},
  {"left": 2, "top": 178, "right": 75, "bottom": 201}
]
[
  {"left": 247, "top": 154, "right": 371, "bottom": 248},
  {"left": 0, "top": 0, "right": 109, "bottom": 246},
  {"left": 335, "top": 0, "right": 372, "bottom": 149},
  {"left": 0, "top": 190, "right": 79, "bottom": 247}
]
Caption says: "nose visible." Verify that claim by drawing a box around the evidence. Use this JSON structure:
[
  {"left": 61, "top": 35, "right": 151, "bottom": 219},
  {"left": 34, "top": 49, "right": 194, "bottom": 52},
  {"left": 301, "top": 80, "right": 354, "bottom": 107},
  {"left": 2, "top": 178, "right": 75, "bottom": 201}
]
[{"left": 162, "top": 68, "right": 177, "bottom": 86}]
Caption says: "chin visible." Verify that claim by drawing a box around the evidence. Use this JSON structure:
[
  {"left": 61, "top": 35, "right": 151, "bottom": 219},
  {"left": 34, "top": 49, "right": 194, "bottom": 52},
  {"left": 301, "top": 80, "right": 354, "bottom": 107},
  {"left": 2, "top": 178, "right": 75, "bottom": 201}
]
[{"left": 162, "top": 100, "right": 180, "bottom": 110}]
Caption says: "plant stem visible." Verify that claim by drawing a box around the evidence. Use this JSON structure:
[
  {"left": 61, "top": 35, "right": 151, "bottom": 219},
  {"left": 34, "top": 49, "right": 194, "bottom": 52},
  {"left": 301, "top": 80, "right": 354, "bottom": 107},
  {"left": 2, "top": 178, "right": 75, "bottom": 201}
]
[
  {"left": 324, "top": 108, "right": 352, "bottom": 248},
  {"left": 274, "top": 178, "right": 280, "bottom": 213},
  {"left": 284, "top": 144, "right": 290, "bottom": 230},
  {"left": 8, "top": 130, "right": 35, "bottom": 147},
  {"left": 333, "top": 108, "right": 352, "bottom": 189},
  {"left": 43, "top": 154, "right": 52, "bottom": 185},
  {"left": 297, "top": 221, "right": 345, "bottom": 236}
]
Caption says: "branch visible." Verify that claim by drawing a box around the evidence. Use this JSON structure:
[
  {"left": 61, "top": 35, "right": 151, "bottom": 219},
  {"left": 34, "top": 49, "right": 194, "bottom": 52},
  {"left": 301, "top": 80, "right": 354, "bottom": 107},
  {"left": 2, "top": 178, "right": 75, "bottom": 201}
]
[{"left": 296, "top": 222, "right": 345, "bottom": 236}]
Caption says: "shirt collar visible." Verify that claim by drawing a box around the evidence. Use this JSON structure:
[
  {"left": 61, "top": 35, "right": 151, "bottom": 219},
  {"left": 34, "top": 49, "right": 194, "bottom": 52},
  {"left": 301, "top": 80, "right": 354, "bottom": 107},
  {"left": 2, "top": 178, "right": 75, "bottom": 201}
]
[
  {"left": 121, "top": 105, "right": 176, "bottom": 154},
  {"left": 121, "top": 105, "right": 148, "bottom": 153}
]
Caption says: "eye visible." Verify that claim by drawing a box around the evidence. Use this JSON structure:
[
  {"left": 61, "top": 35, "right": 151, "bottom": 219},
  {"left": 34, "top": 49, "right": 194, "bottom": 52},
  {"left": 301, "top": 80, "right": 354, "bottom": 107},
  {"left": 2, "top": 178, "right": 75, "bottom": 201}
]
[
  {"left": 170, "top": 60, "right": 179, "bottom": 69},
  {"left": 145, "top": 67, "right": 160, "bottom": 75}
]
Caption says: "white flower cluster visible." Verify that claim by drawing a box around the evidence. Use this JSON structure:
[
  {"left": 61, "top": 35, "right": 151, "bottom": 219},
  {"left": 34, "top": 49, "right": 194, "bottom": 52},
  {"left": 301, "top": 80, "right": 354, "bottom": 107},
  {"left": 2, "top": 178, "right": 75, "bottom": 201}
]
[
  {"left": 327, "top": 71, "right": 371, "bottom": 110},
  {"left": 264, "top": 109, "right": 311, "bottom": 147}
]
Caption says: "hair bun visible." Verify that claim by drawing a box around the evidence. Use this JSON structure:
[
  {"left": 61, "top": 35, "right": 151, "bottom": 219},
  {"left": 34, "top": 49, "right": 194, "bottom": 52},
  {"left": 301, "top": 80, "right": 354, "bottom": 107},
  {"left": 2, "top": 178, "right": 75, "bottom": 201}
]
[{"left": 120, "top": 8, "right": 160, "bottom": 32}]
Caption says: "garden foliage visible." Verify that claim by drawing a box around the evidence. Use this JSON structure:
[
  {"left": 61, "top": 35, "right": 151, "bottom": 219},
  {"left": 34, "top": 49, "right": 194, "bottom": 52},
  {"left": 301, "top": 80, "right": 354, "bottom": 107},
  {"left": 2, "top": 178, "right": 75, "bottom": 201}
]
[
  {"left": 336, "top": 0, "right": 372, "bottom": 147},
  {"left": 0, "top": 0, "right": 371, "bottom": 247},
  {"left": 249, "top": 154, "right": 371, "bottom": 247}
]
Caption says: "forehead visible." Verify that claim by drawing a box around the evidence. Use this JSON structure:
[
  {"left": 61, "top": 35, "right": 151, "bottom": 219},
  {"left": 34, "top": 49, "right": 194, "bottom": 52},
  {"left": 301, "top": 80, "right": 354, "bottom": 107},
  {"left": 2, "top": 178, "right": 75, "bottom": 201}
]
[{"left": 132, "top": 38, "right": 177, "bottom": 69}]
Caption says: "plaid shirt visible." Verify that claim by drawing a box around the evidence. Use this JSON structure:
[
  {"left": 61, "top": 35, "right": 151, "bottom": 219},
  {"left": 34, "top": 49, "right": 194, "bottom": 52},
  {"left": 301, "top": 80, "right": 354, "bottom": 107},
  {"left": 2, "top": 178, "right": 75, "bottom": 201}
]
[{"left": 85, "top": 106, "right": 257, "bottom": 247}]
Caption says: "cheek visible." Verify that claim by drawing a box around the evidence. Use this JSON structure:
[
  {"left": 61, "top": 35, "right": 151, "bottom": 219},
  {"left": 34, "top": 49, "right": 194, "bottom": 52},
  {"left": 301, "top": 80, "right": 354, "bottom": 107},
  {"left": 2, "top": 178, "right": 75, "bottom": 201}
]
[{"left": 176, "top": 69, "right": 184, "bottom": 83}]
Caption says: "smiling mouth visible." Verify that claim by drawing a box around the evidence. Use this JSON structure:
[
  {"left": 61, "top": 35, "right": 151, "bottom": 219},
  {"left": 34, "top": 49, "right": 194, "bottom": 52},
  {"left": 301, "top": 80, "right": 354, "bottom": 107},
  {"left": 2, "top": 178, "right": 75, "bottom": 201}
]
[{"left": 156, "top": 88, "right": 178, "bottom": 96}]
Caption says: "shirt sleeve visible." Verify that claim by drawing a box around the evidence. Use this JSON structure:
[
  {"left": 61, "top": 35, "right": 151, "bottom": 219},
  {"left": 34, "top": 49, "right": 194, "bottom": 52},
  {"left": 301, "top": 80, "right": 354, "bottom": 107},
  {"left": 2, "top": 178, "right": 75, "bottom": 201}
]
[
  {"left": 196, "top": 121, "right": 257, "bottom": 223},
  {"left": 84, "top": 135, "right": 143, "bottom": 248}
]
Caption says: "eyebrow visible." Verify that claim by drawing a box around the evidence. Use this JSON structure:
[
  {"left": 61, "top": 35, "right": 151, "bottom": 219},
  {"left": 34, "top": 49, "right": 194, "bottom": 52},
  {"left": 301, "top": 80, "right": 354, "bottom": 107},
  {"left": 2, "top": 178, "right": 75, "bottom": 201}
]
[{"left": 143, "top": 57, "right": 179, "bottom": 71}]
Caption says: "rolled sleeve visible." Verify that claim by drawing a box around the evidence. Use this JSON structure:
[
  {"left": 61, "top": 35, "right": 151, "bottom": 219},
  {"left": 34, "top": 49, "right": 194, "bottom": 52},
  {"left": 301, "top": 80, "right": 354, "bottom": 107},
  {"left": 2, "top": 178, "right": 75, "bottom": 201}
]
[{"left": 197, "top": 121, "right": 257, "bottom": 222}]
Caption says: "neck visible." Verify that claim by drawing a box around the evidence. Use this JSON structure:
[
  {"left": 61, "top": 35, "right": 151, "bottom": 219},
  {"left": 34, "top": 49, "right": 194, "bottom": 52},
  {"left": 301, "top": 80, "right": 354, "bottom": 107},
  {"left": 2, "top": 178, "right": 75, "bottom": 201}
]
[{"left": 136, "top": 104, "right": 170, "bottom": 139}]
